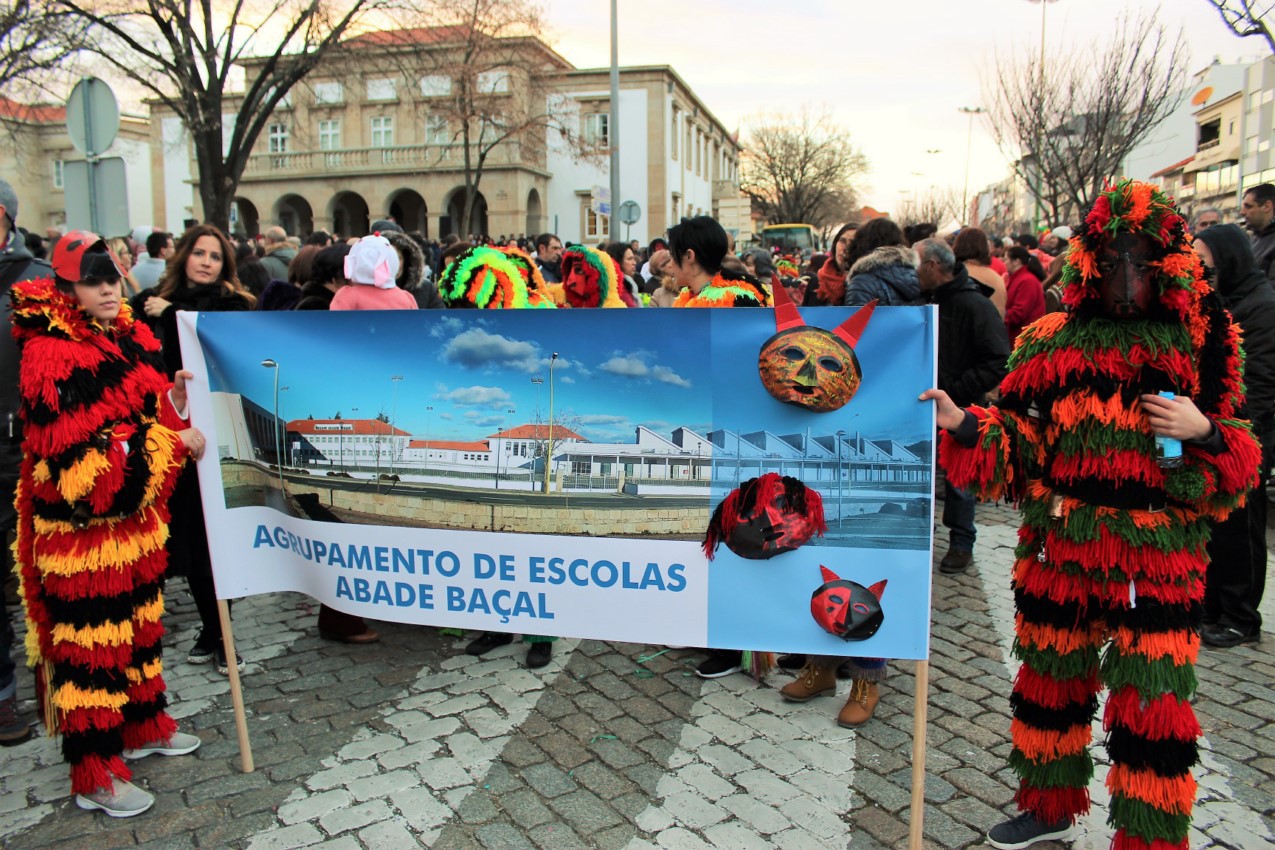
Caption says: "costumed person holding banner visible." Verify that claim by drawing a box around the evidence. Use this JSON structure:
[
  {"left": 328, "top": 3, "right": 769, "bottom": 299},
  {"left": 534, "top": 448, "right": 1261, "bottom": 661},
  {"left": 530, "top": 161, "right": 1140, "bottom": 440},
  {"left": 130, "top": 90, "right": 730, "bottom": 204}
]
[
  {"left": 12, "top": 233, "right": 207, "bottom": 817},
  {"left": 134, "top": 224, "right": 254, "bottom": 674},
  {"left": 921, "top": 181, "right": 1262, "bottom": 850},
  {"left": 666, "top": 215, "right": 772, "bottom": 679}
]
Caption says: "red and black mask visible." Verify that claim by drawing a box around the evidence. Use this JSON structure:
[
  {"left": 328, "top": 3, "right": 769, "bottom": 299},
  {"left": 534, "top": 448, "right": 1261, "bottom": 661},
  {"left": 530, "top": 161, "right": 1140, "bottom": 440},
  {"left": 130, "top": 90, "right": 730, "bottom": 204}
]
[
  {"left": 758, "top": 286, "right": 875, "bottom": 412},
  {"left": 52, "top": 230, "right": 124, "bottom": 286},
  {"left": 702, "top": 473, "right": 827, "bottom": 560},
  {"left": 810, "top": 565, "right": 886, "bottom": 641},
  {"left": 1096, "top": 233, "right": 1157, "bottom": 320}
]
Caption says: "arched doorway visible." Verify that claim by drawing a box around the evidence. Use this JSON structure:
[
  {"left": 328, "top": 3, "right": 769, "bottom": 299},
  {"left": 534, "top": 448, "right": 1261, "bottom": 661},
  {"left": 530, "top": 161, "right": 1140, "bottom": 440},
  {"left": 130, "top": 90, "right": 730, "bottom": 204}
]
[
  {"left": 232, "top": 197, "right": 260, "bottom": 238},
  {"left": 526, "top": 189, "right": 542, "bottom": 237},
  {"left": 387, "top": 189, "right": 428, "bottom": 235},
  {"left": 274, "top": 194, "right": 313, "bottom": 237},
  {"left": 330, "top": 191, "right": 370, "bottom": 239},
  {"left": 444, "top": 188, "right": 488, "bottom": 239}
]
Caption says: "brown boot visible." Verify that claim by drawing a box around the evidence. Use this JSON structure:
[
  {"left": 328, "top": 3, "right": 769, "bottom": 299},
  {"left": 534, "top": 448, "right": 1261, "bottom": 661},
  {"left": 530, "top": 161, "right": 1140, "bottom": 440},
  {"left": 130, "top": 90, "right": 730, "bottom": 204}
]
[
  {"left": 837, "top": 679, "right": 880, "bottom": 727},
  {"left": 780, "top": 662, "right": 837, "bottom": 702}
]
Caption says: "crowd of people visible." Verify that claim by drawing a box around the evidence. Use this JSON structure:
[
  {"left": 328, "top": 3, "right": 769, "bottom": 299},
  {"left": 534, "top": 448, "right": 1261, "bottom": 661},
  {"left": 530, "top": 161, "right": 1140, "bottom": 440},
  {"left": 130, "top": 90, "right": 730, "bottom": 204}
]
[{"left": 1, "top": 173, "right": 1273, "bottom": 850}]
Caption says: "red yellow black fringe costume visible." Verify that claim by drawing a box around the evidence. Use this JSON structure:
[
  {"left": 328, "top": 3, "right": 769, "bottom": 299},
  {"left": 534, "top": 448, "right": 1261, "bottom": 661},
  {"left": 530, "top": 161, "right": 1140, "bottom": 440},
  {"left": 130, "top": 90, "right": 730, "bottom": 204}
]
[
  {"left": 11, "top": 277, "right": 188, "bottom": 794},
  {"left": 940, "top": 181, "right": 1261, "bottom": 850},
  {"left": 672, "top": 270, "right": 770, "bottom": 307}
]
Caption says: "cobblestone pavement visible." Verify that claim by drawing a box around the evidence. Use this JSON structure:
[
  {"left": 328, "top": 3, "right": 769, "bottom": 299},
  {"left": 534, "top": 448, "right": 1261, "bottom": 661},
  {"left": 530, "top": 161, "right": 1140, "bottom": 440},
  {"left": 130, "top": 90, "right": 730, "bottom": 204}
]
[{"left": 1, "top": 500, "right": 1273, "bottom": 849}]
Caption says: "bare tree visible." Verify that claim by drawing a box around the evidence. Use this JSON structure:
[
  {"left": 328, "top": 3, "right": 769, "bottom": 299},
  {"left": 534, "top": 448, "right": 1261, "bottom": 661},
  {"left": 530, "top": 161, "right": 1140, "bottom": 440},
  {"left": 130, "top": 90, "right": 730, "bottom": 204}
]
[
  {"left": 53, "top": 0, "right": 395, "bottom": 233},
  {"left": 896, "top": 187, "right": 962, "bottom": 229},
  {"left": 740, "top": 109, "right": 868, "bottom": 231},
  {"left": 390, "top": 0, "right": 595, "bottom": 237},
  {"left": 983, "top": 11, "right": 1189, "bottom": 228},
  {"left": 0, "top": 0, "right": 87, "bottom": 99},
  {"left": 1205, "top": 0, "right": 1275, "bottom": 54}
]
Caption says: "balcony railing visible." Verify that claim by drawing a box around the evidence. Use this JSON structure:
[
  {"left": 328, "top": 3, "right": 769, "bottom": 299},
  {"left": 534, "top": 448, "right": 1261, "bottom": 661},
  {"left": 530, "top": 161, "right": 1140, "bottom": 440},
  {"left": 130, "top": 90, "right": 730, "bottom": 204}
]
[
  {"left": 242, "top": 142, "right": 543, "bottom": 177},
  {"left": 1197, "top": 138, "right": 1221, "bottom": 152}
]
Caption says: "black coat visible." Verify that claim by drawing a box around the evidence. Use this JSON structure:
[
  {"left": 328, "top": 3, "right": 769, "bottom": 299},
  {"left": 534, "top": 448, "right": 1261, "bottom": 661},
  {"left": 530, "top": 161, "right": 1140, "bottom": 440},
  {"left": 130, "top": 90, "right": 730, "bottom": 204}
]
[
  {"left": 929, "top": 263, "right": 1011, "bottom": 407},
  {"left": 132, "top": 282, "right": 251, "bottom": 375},
  {"left": 1250, "top": 220, "right": 1275, "bottom": 283},
  {"left": 1198, "top": 223, "right": 1275, "bottom": 461}
]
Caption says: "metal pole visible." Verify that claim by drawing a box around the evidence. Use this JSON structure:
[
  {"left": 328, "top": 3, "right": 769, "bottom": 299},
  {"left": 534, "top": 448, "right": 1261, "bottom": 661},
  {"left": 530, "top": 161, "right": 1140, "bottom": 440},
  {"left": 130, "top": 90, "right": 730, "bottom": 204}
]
[
  {"left": 389, "top": 375, "right": 403, "bottom": 476},
  {"left": 82, "top": 80, "right": 100, "bottom": 234},
  {"left": 273, "top": 370, "right": 284, "bottom": 493},
  {"left": 544, "top": 353, "right": 558, "bottom": 494},
  {"left": 959, "top": 107, "right": 985, "bottom": 225},
  {"left": 424, "top": 406, "right": 432, "bottom": 476},
  {"left": 609, "top": 0, "right": 620, "bottom": 238}
]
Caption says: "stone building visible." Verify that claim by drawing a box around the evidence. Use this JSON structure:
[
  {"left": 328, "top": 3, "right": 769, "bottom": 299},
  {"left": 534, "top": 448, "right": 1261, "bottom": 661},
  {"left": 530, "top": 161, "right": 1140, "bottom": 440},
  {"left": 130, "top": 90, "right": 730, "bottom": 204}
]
[{"left": 150, "top": 27, "right": 743, "bottom": 244}]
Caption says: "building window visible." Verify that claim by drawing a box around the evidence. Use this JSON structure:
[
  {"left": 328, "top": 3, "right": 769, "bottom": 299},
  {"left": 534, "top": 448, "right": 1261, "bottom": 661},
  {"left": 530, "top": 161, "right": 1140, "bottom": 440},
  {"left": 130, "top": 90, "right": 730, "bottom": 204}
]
[
  {"left": 319, "top": 119, "right": 341, "bottom": 150},
  {"left": 425, "top": 114, "right": 449, "bottom": 145},
  {"left": 420, "top": 75, "right": 451, "bottom": 97},
  {"left": 371, "top": 116, "right": 394, "bottom": 148},
  {"left": 585, "top": 205, "right": 609, "bottom": 240},
  {"left": 366, "top": 78, "right": 397, "bottom": 101},
  {"left": 52, "top": 159, "right": 64, "bottom": 189},
  {"left": 268, "top": 122, "right": 289, "bottom": 153},
  {"left": 312, "top": 81, "right": 343, "bottom": 105},
  {"left": 477, "top": 69, "right": 511, "bottom": 93},
  {"left": 571, "top": 460, "right": 590, "bottom": 475},
  {"left": 585, "top": 112, "right": 609, "bottom": 148}
]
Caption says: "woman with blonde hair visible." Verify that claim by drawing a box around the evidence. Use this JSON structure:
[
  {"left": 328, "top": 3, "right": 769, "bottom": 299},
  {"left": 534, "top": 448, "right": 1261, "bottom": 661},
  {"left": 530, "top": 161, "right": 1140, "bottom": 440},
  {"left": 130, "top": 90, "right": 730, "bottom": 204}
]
[{"left": 105, "top": 237, "right": 143, "bottom": 298}]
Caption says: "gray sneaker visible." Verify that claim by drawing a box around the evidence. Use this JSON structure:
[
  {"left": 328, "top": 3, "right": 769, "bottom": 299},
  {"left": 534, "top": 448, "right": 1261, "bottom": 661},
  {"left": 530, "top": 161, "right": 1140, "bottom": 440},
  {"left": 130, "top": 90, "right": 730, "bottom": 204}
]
[
  {"left": 75, "top": 778, "right": 155, "bottom": 817},
  {"left": 122, "top": 730, "right": 201, "bottom": 760},
  {"left": 987, "top": 811, "right": 1074, "bottom": 849}
]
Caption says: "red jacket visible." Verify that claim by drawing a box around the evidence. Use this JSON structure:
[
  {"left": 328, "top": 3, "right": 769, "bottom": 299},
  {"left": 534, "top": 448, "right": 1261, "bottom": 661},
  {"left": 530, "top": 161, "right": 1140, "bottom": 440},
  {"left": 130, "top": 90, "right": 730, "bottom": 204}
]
[{"left": 1004, "top": 266, "right": 1045, "bottom": 346}]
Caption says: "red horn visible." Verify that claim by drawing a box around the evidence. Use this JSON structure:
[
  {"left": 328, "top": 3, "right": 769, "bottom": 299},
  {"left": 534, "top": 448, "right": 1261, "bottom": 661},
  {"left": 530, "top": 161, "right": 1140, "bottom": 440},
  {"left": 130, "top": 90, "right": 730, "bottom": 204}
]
[
  {"left": 772, "top": 275, "right": 805, "bottom": 332},
  {"left": 867, "top": 579, "right": 887, "bottom": 600},
  {"left": 832, "top": 299, "right": 878, "bottom": 349},
  {"left": 819, "top": 564, "right": 839, "bottom": 584}
]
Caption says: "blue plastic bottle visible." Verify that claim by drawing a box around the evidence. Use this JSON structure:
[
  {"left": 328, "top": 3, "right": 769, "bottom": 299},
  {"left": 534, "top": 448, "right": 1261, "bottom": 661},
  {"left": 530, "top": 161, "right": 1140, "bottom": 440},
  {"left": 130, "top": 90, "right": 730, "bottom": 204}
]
[{"left": 1155, "top": 391, "right": 1183, "bottom": 468}]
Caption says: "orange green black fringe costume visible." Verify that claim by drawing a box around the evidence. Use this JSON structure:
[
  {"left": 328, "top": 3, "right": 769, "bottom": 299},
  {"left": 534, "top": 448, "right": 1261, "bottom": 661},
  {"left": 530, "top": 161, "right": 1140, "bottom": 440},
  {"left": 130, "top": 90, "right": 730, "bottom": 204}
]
[
  {"left": 940, "top": 181, "right": 1261, "bottom": 850},
  {"left": 11, "top": 277, "right": 188, "bottom": 794}
]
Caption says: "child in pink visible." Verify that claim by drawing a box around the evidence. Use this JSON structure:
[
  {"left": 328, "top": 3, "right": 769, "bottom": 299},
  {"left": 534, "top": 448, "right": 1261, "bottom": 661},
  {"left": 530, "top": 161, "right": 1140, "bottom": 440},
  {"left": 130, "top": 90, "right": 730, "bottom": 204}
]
[{"left": 330, "top": 234, "right": 418, "bottom": 311}]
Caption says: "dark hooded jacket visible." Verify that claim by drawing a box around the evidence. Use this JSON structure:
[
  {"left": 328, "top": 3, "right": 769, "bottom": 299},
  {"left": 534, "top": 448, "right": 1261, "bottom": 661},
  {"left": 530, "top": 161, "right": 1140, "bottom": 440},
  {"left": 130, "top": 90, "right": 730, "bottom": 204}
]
[
  {"left": 927, "top": 262, "right": 1010, "bottom": 407},
  {"left": 382, "top": 230, "right": 443, "bottom": 309},
  {"left": 0, "top": 228, "right": 52, "bottom": 529},
  {"left": 844, "top": 246, "right": 922, "bottom": 307},
  {"left": 1197, "top": 223, "right": 1275, "bottom": 460},
  {"left": 1250, "top": 219, "right": 1275, "bottom": 283}
]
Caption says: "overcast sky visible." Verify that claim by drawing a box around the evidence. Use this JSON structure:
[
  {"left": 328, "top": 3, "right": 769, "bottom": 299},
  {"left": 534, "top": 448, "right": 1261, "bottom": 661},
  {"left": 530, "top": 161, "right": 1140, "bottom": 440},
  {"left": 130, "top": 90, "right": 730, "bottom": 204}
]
[{"left": 544, "top": 0, "right": 1267, "bottom": 212}]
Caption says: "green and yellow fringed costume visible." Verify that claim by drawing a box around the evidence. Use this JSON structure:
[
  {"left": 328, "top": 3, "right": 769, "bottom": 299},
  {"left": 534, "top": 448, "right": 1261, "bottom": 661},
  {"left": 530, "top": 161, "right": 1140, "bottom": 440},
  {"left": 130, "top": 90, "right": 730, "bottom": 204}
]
[
  {"left": 940, "top": 181, "right": 1262, "bottom": 850},
  {"left": 672, "top": 269, "right": 771, "bottom": 308},
  {"left": 10, "top": 278, "right": 189, "bottom": 795}
]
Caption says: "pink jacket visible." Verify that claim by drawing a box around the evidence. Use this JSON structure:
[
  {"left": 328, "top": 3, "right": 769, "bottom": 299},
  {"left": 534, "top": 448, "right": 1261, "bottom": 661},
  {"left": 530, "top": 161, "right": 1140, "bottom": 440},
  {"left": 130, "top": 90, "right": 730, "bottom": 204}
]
[{"left": 330, "top": 285, "right": 418, "bottom": 311}]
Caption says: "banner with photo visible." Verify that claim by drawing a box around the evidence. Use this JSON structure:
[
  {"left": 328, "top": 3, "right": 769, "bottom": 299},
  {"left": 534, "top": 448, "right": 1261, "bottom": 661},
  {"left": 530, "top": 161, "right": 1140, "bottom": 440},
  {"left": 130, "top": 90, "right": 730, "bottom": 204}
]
[{"left": 178, "top": 304, "right": 937, "bottom": 659}]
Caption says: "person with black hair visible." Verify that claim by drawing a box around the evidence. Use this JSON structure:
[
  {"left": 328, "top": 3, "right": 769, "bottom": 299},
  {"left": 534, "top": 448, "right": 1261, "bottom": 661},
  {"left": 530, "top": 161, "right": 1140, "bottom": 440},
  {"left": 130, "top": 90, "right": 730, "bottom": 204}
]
[
  {"left": 132, "top": 231, "right": 173, "bottom": 291},
  {"left": 1194, "top": 223, "right": 1275, "bottom": 648},
  {"left": 1003, "top": 246, "right": 1046, "bottom": 347},
  {"left": 304, "top": 230, "right": 332, "bottom": 247},
  {"left": 534, "top": 233, "right": 563, "bottom": 283},
  {"left": 843, "top": 218, "right": 921, "bottom": 307},
  {"left": 1241, "top": 182, "right": 1275, "bottom": 281},
  {"left": 296, "top": 243, "right": 350, "bottom": 310},
  {"left": 668, "top": 216, "right": 767, "bottom": 307}
]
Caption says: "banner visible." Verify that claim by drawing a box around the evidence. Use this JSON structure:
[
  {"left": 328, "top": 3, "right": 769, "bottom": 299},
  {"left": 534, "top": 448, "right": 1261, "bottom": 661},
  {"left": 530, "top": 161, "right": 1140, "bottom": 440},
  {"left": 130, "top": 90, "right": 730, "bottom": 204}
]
[{"left": 178, "top": 305, "right": 937, "bottom": 658}]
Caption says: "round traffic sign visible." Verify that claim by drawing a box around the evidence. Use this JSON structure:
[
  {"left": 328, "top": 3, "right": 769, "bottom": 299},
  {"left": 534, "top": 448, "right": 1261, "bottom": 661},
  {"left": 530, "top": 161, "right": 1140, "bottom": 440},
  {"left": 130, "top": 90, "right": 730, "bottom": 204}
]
[
  {"left": 66, "top": 77, "right": 120, "bottom": 156},
  {"left": 618, "top": 200, "right": 641, "bottom": 226}
]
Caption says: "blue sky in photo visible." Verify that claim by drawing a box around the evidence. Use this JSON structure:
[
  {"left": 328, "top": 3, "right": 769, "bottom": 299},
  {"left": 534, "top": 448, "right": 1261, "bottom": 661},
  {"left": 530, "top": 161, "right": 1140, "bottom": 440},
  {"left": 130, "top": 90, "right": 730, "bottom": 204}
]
[{"left": 196, "top": 310, "right": 716, "bottom": 443}]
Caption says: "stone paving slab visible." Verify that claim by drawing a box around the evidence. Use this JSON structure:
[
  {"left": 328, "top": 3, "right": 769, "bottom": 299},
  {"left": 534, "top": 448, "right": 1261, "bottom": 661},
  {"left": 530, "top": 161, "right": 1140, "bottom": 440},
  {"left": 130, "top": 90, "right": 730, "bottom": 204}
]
[{"left": 0, "top": 500, "right": 1272, "bottom": 848}]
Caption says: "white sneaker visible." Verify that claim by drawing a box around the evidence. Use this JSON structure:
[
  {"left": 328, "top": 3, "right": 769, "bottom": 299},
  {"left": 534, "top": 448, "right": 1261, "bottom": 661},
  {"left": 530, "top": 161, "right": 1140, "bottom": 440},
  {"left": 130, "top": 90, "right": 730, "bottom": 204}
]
[
  {"left": 75, "top": 778, "right": 154, "bottom": 817},
  {"left": 122, "top": 730, "right": 201, "bottom": 760}
]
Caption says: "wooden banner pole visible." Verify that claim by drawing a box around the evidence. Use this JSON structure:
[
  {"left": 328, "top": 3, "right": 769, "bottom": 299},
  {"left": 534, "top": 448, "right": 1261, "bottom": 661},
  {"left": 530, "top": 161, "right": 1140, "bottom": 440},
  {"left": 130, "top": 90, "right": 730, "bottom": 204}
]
[
  {"left": 217, "top": 598, "right": 254, "bottom": 773},
  {"left": 908, "top": 658, "right": 930, "bottom": 850}
]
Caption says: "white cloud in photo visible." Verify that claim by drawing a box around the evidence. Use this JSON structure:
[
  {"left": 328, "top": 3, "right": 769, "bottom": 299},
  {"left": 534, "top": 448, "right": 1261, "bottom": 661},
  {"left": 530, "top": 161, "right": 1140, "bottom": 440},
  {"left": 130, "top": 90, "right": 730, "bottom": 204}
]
[
  {"left": 578, "top": 414, "right": 629, "bottom": 426},
  {"left": 443, "top": 328, "right": 545, "bottom": 374},
  {"left": 439, "top": 385, "right": 513, "bottom": 409},
  {"left": 599, "top": 352, "right": 692, "bottom": 388},
  {"left": 651, "top": 365, "right": 692, "bottom": 388}
]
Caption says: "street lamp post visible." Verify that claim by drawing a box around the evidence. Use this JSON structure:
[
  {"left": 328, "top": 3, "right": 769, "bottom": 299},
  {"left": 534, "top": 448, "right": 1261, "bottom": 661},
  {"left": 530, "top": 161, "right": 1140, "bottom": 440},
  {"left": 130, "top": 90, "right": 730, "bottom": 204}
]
[
  {"left": 958, "top": 107, "right": 986, "bottom": 224},
  {"left": 543, "top": 354, "right": 558, "bottom": 494},
  {"left": 836, "top": 430, "right": 847, "bottom": 530},
  {"left": 495, "top": 407, "right": 514, "bottom": 489},
  {"left": 280, "top": 386, "right": 290, "bottom": 466},
  {"left": 1025, "top": 0, "right": 1060, "bottom": 233},
  {"left": 260, "top": 359, "right": 285, "bottom": 495},
  {"left": 389, "top": 375, "right": 403, "bottom": 476}
]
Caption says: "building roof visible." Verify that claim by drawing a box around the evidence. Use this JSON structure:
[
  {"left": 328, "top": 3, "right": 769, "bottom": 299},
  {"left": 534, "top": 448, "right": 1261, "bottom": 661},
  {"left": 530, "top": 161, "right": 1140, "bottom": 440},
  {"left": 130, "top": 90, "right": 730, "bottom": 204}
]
[
  {"left": 409, "top": 439, "right": 490, "bottom": 451},
  {"left": 1151, "top": 155, "right": 1195, "bottom": 178},
  {"left": 0, "top": 96, "right": 65, "bottom": 124},
  {"left": 496, "top": 423, "right": 585, "bottom": 441},
  {"left": 287, "top": 418, "right": 411, "bottom": 436}
]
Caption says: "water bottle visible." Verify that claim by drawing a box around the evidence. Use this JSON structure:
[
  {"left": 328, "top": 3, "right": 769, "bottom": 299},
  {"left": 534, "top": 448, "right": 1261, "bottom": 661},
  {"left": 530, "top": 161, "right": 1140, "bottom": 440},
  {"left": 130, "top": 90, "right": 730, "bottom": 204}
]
[{"left": 1155, "top": 391, "right": 1183, "bottom": 469}]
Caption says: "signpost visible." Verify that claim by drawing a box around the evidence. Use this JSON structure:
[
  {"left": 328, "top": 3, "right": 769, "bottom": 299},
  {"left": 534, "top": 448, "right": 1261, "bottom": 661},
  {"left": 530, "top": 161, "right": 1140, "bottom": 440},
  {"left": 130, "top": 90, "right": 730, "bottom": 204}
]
[
  {"left": 65, "top": 77, "right": 121, "bottom": 234},
  {"left": 590, "top": 186, "right": 612, "bottom": 218},
  {"left": 618, "top": 200, "right": 641, "bottom": 241}
]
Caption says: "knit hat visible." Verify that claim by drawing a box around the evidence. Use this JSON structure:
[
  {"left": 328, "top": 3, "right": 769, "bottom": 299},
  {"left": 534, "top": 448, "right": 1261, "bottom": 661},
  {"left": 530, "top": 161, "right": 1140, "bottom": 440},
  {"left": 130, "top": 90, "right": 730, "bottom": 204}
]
[
  {"left": 1050, "top": 225, "right": 1073, "bottom": 242},
  {"left": 344, "top": 235, "right": 400, "bottom": 288},
  {"left": 370, "top": 219, "right": 404, "bottom": 234},
  {"left": 438, "top": 245, "right": 556, "bottom": 309},
  {"left": 558, "top": 244, "right": 626, "bottom": 308}
]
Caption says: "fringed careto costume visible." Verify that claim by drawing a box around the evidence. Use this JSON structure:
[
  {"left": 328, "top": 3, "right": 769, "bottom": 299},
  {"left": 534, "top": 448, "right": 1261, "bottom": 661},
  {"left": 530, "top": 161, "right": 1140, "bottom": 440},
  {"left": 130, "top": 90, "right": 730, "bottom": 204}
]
[
  {"left": 11, "top": 278, "right": 188, "bottom": 794},
  {"left": 940, "top": 181, "right": 1261, "bottom": 849},
  {"left": 672, "top": 269, "right": 771, "bottom": 308}
]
